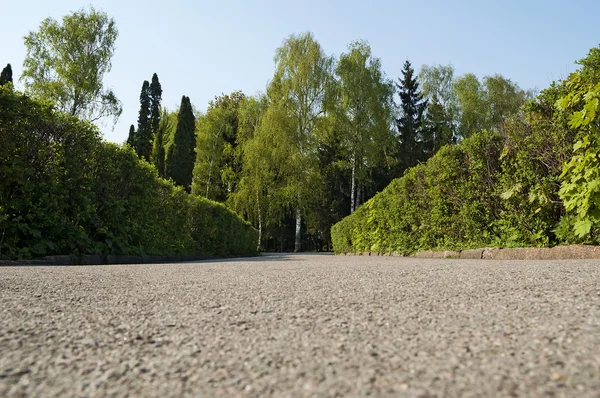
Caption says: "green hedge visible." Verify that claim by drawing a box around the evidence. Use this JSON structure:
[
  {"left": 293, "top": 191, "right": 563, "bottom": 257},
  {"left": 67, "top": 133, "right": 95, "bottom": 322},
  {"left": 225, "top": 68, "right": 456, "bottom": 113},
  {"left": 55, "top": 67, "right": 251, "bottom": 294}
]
[
  {"left": 0, "top": 86, "right": 258, "bottom": 259},
  {"left": 331, "top": 131, "right": 504, "bottom": 254},
  {"left": 331, "top": 46, "right": 600, "bottom": 254}
]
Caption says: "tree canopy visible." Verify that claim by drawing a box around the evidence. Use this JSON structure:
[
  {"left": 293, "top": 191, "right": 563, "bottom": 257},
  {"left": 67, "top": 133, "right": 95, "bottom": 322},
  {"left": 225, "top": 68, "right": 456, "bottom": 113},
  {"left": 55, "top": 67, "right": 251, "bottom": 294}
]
[{"left": 20, "top": 7, "right": 121, "bottom": 126}]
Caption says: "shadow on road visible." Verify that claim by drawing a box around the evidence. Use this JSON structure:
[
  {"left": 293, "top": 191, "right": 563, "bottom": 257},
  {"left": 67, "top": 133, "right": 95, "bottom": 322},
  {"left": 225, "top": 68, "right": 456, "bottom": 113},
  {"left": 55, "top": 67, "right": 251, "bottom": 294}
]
[{"left": 192, "top": 252, "right": 334, "bottom": 264}]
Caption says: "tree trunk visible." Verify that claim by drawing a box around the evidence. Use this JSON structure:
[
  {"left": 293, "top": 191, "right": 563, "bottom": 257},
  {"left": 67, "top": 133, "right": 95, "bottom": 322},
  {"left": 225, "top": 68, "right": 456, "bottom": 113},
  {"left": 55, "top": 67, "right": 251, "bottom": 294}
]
[
  {"left": 294, "top": 206, "right": 302, "bottom": 252},
  {"left": 350, "top": 155, "right": 356, "bottom": 214},
  {"left": 256, "top": 190, "right": 262, "bottom": 252}
]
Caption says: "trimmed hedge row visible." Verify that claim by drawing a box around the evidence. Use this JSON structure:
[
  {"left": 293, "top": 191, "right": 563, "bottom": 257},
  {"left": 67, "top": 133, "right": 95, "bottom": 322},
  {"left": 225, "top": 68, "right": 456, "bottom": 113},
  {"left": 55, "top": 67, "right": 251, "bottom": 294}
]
[
  {"left": 331, "top": 131, "right": 504, "bottom": 254},
  {"left": 332, "top": 46, "right": 600, "bottom": 254},
  {"left": 0, "top": 86, "right": 258, "bottom": 259}
]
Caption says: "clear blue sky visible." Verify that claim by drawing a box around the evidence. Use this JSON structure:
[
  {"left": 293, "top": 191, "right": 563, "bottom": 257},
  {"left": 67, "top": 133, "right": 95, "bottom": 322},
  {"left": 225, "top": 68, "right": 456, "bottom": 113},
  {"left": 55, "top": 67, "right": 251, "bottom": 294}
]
[{"left": 3, "top": 0, "right": 599, "bottom": 143}]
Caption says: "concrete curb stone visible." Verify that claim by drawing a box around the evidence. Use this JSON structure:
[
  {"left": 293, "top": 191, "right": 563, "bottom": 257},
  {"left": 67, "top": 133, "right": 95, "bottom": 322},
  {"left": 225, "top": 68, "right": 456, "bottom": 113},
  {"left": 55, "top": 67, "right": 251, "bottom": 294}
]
[{"left": 339, "top": 244, "right": 600, "bottom": 260}]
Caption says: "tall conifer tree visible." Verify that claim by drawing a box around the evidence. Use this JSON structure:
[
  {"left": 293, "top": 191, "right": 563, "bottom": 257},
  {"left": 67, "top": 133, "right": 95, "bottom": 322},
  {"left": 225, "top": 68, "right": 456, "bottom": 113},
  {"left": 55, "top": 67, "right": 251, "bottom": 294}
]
[
  {"left": 135, "top": 80, "right": 152, "bottom": 160},
  {"left": 166, "top": 96, "right": 196, "bottom": 191},
  {"left": 152, "top": 108, "right": 170, "bottom": 178},
  {"left": 0, "top": 64, "right": 13, "bottom": 86},
  {"left": 396, "top": 60, "right": 428, "bottom": 172},
  {"left": 149, "top": 73, "right": 162, "bottom": 135},
  {"left": 127, "top": 124, "right": 136, "bottom": 147}
]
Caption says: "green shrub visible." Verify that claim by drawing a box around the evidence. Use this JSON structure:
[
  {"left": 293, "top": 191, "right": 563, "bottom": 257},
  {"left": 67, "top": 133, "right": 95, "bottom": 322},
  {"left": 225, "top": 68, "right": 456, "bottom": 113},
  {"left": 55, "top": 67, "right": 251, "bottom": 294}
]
[
  {"left": 332, "top": 46, "right": 600, "bottom": 255},
  {"left": 0, "top": 87, "right": 258, "bottom": 260},
  {"left": 331, "top": 131, "right": 503, "bottom": 254}
]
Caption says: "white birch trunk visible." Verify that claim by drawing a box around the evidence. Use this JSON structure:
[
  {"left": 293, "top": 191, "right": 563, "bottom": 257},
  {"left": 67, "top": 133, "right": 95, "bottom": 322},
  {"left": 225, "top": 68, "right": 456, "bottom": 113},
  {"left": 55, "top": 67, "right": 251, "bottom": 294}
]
[
  {"left": 256, "top": 190, "right": 262, "bottom": 252},
  {"left": 294, "top": 206, "right": 302, "bottom": 252},
  {"left": 350, "top": 154, "right": 356, "bottom": 214}
]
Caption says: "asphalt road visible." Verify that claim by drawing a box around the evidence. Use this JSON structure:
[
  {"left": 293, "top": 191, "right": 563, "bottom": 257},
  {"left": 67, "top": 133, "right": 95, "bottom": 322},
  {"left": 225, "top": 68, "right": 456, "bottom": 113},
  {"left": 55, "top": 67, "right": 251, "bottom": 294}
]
[{"left": 1, "top": 254, "right": 599, "bottom": 397}]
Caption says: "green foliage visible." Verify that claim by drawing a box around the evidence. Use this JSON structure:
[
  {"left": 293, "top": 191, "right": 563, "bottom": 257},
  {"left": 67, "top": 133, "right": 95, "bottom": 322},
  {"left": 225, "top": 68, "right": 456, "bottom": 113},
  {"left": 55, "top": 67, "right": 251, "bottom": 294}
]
[
  {"left": 332, "top": 131, "right": 503, "bottom": 254},
  {"left": 332, "top": 45, "right": 600, "bottom": 254},
  {"left": 556, "top": 68, "right": 600, "bottom": 241},
  {"left": 453, "top": 73, "right": 529, "bottom": 138},
  {"left": 189, "top": 197, "right": 259, "bottom": 256},
  {"left": 149, "top": 73, "right": 162, "bottom": 134},
  {"left": 151, "top": 108, "right": 170, "bottom": 178},
  {"left": 127, "top": 124, "right": 135, "bottom": 147},
  {"left": 494, "top": 85, "right": 573, "bottom": 247},
  {"left": 396, "top": 60, "right": 429, "bottom": 172},
  {"left": 192, "top": 107, "right": 230, "bottom": 199},
  {"left": 419, "top": 64, "right": 458, "bottom": 148},
  {"left": 166, "top": 95, "right": 196, "bottom": 192},
  {"left": 0, "top": 64, "right": 12, "bottom": 86},
  {"left": 20, "top": 6, "right": 122, "bottom": 125},
  {"left": 333, "top": 40, "right": 395, "bottom": 213},
  {"left": 134, "top": 80, "right": 152, "bottom": 160},
  {"left": 270, "top": 32, "right": 334, "bottom": 251},
  {"left": 192, "top": 91, "right": 246, "bottom": 201},
  {"left": 453, "top": 73, "right": 488, "bottom": 138},
  {"left": 0, "top": 87, "right": 257, "bottom": 259}
]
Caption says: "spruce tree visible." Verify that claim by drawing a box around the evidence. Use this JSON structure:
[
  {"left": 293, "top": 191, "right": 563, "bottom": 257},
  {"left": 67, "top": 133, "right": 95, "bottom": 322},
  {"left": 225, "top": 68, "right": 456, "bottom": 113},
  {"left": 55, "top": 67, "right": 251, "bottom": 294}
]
[
  {"left": 396, "top": 60, "right": 428, "bottom": 172},
  {"left": 136, "top": 80, "right": 152, "bottom": 160},
  {"left": 166, "top": 96, "right": 196, "bottom": 191},
  {"left": 127, "top": 124, "right": 136, "bottom": 147},
  {"left": 0, "top": 64, "right": 12, "bottom": 86}
]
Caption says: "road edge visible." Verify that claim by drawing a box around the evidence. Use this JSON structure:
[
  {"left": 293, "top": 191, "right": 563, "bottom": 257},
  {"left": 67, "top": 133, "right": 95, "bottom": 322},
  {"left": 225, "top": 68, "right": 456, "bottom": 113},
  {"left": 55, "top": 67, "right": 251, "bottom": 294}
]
[{"left": 339, "top": 244, "right": 600, "bottom": 260}]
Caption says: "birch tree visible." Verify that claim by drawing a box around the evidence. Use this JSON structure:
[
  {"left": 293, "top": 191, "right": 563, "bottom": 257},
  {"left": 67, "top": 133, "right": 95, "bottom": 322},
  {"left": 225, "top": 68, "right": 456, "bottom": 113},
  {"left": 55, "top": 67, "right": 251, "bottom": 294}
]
[
  {"left": 334, "top": 40, "right": 394, "bottom": 213},
  {"left": 229, "top": 96, "right": 283, "bottom": 251},
  {"left": 269, "top": 32, "right": 334, "bottom": 251},
  {"left": 191, "top": 107, "right": 231, "bottom": 200},
  {"left": 21, "top": 7, "right": 122, "bottom": 126}
]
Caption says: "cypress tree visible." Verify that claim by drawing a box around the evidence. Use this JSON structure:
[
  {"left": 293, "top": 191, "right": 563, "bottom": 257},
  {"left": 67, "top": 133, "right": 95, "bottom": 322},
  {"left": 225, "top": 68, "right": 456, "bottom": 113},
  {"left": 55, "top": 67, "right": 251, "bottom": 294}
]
[
  {"left": 152, "top": 108, "right": 169, "bottom": 178},
  {"left": 149, "top": 73, "right": 164, "bottom": 174},
  {"left": 127, "top": 124, "right": 136, "bottom": 147},
  {"left": 0, "top": 64, "right": 12, "bottom": 86},
  {"left": 166, "top": 96, "right": 196, "bottom": 191},
  {"left": 149, "top": 73, "right": 162, "bottom": 134},
  {"left": 396, "top": 60, "right": 428, "bottom": 172},
  {"left": 136, "top": 80, "right": 152, "bottom": 160}
]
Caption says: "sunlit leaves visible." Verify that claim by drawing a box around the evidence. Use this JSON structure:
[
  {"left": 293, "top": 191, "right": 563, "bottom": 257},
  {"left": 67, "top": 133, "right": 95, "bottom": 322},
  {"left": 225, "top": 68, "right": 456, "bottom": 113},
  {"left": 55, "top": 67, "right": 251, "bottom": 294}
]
[{"left": 20, "top": 7, "right": 122, "bottom": 126}]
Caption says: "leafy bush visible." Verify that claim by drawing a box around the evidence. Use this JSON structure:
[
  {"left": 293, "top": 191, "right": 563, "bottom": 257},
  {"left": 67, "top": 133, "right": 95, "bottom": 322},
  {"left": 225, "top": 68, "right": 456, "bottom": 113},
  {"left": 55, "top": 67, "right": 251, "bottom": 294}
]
[
  {"left": 331, "top": 131, "right": 503, "bottom": 254},
  {"left": 493, "top": 84, "right": 575, "bottom": 247},
  {"left": 0, "top": 86, "right": 258, "bottom": 260},
  {"left": 556, "top": 61, "right": 600, "bottom": 242},
  {"left": 331, "top": 46, "right": 600, "bottom": 254}
]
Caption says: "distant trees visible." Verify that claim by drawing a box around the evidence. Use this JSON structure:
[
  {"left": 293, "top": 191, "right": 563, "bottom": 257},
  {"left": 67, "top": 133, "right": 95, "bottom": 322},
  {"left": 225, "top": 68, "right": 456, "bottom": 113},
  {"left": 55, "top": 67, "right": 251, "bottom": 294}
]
[
  {"left": 20, "top": 7, "right": 122, "bottom": 125},
  {"left": 129, "top": 73, "right": 163, "bottom": 163},
  {"left": 419, "top": 64, "right": 458, "bottom": 150},
  {"left": 184, "top": 36, "right": 533, "bottom": 252},
  {"left": 15, "top": 7, "right": 540, "bottom": 252},
  {"left": 0, "top": 64, "right": 12, "bottom": 86},
  {"left": 166, "top": 95, "right": 196, "bottom": 191},
  {"left": 109, "top": 31, "right": 534, "bottom": 252},
  {"left": 420, "top": 65, "right": 530, "bottom": 139}
]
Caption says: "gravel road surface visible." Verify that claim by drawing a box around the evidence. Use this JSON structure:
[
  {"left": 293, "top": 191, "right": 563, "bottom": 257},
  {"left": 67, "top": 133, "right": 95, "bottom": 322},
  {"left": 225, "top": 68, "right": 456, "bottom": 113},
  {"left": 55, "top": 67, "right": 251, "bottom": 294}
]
[{"left": 1, "top": 254, "right": 599, "bottom": 397}]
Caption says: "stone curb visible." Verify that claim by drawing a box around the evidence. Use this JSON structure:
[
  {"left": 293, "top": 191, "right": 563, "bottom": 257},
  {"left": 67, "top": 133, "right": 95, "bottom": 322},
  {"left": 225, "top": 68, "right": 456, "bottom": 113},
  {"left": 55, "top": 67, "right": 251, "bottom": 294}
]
[
  {"left": 0, "top": 254, "right": 250, "bottom": 266},
  {"left": 339, "top": 245, "right": 600, "bottom": 260}
]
